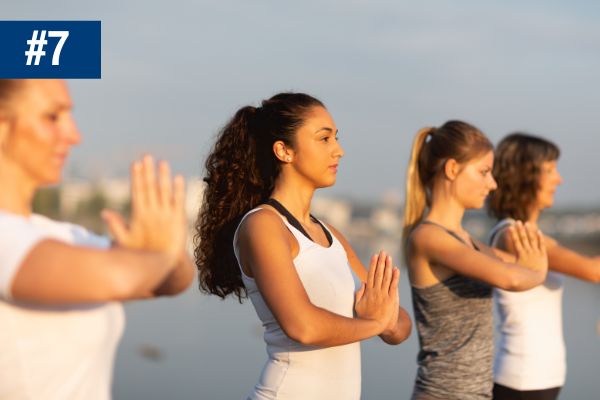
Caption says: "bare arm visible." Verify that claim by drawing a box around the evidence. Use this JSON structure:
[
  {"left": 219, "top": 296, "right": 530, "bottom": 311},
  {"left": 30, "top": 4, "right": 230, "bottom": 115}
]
[
  {"left": 11, "top": 156, "right": 190, "bottom": 304},
  {"left": 11, "top": 241, "right": 176, "bottom": 303},
  {"left": 238, "top": 210, "right": 398, "bottom": 347},
  {"left": 153, "top": 250, "right": 195, "bottom": 296},
  {"left": 412, "top": 222, "right": 547, "bottom": 291},
  {"left": 103, "top": 157, "right": 193, "bottom": 296},
  {"left": 327, "top": 223, "right": 411, "bottom": 345},
  {"left": 543, "top": 236, "right": 600, "bottom": 283}
]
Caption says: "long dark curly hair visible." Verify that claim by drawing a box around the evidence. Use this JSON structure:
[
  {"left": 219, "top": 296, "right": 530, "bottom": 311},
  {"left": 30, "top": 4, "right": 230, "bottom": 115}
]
[
  {"left": 488, "top": 133, "right": 560, "bottom": 221},
  {"left": 194, "top": 93, "right": 325, "bottom": 301}
]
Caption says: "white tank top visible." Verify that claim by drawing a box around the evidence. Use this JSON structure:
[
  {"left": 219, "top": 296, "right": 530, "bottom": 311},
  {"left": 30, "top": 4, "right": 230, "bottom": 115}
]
[
  {"left": 233, "top": 208, "right": 361, "bottom": 400},
  {"left": 489, "top": 219, "right": 566, "bottom": 390}
]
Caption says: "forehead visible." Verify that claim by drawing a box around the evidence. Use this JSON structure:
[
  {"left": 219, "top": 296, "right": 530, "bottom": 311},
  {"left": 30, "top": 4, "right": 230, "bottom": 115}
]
[
  {"left": 300, "top": 106, "right": 335, "bottom": 131},
  {"left": 468, "top": 150, "right": 494, "bottom": 167},
  {"left": 15, "top": 79, "right": 72, "bottom": 110}
]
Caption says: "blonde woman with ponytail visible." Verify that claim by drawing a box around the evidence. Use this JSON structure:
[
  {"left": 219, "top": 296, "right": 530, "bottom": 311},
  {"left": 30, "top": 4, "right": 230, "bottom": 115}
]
[{"left": 402, "top": 121, "right": 548, "bottom": 400}]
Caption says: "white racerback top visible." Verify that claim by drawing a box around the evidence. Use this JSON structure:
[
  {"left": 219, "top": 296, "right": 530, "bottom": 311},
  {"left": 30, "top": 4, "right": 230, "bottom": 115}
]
[
  {"left": 489, "top": 219, "right": 566, "bottom": 391},
  {"left": 233, "top": 207, "right": 361, "bottom": 400}
]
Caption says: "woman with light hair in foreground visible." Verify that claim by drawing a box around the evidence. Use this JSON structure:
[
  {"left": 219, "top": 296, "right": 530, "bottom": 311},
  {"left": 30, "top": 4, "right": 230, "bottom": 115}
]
[{"left": 0, "top": 79, "right": 194, "bottom": 399}]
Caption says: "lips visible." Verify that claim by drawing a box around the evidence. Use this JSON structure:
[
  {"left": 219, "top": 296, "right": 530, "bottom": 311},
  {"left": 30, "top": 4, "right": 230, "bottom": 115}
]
[{"left": 328, "top": 164, "right": 338, "bottom": 172}]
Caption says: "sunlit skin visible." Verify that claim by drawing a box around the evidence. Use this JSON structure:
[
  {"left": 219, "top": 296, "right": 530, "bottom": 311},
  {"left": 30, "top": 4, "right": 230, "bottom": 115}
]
[
  {"left": 236, "top": 105, "right": 412, "bottom": 347},
  {"left": 427, "top": 150, "right": 497, "bottom": 240},
  {"left": 407, "top": 150, "right": 547, "bottom": 291},
  {"left": 0, "top": 79, "right": 194, "bottom": 303},
  {"left": 270, "top": 106, "right": 345, "bottom": 241},
  {"left": 528, "top": 160, "right": 563, "bottom": 222},
  {"left": 497, "top": 159, "right": 600, "bottom": 283},
  {"left": 0, "top": 80, "right": 80, "bottom": 215}
]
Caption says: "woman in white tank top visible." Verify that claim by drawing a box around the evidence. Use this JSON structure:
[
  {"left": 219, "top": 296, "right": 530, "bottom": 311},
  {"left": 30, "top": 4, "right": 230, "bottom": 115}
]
[
  {"left": 194, "top": 93, "right": 412, "bottom": 399},
  {"left": 0, "top": 79, "right": 194, "bottom": 399},
  {"left": 488, "top": 133, "right": 600, "bottom": 400}
]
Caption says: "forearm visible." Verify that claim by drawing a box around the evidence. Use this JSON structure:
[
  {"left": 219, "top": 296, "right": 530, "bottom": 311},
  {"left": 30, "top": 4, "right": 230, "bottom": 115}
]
[
  {"left": 11, "top": 242, "right": 177, "bottom": 304},
  {"left": 153, "top": 252, "right": 195, "bottom": 296},
  {"left": 504, "top": 264, "right": 546, "bottom": 291},
  {"left": 284, "top": 306, "right": 384, "bottom": 347},
  {"left": 100, "top": 248, "right": 178, "bottom": 300},
  {"left": 379, "top": 307, "right": 412, "bottom": 345}
]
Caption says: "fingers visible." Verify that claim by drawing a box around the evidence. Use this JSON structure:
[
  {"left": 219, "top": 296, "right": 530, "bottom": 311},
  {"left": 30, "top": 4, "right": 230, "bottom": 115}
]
[
  {"left": 158, "top": 160, "right": 173, "bottom": 207},
  {"left": 373, "top": 250, "right": 386, "bottom": 289},
  {"left": 382, "top": 255, "right": 393, "bottom": 290},
  {"left": 367, "top": 254, "right": 378, "bottom": 289},
  {"left": 389, "top": 267, "right": 400, "bottom": 297},
  {"left": 512, "top": 221, "right": 531, "bottom": 255},
  {"left": 101, "top": 209, "right": 129, "bottom": 244},
  {"left": 142, "top": 155, "right": 158, "bottom": 208},
  {"left": 509, "top": 226, "right": 524, "bottom": 256}
]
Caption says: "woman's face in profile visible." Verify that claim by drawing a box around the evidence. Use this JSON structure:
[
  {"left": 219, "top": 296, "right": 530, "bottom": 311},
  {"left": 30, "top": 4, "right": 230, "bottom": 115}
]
[
  {"left": 2, "top": 79, "right": 80, "bottom": 186},
  {"left": 535, "top": 160, "right": 562, "bottom": 210},
  {"left": 453, "top": 150, "right": 497, "bottom": 210}
]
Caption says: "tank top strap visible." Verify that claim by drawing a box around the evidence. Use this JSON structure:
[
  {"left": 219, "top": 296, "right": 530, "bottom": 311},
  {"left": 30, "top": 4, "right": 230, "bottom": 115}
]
[
  {"left": 265, "top": 198, "right": 333, "bottom": 246},
  {"left": 487, "top": 218, "right": 515, "bottom": 247},
  {"left": 420, "top": 220, "right": 480, "bottom": 251}
]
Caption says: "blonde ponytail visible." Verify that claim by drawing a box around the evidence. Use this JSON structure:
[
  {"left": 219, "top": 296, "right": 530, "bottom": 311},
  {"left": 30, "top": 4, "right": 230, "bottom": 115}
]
[{"left": 402, "top": 127, "right": 434, "bottom": 250}]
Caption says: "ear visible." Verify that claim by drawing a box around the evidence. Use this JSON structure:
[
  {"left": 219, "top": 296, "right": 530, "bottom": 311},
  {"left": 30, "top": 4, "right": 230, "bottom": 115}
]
[
  {"left": 273, "top": 140, "right": 294, "bottom": 163},
  {"left": 443, "top": 158, "right": 460, "bottom": 181}
]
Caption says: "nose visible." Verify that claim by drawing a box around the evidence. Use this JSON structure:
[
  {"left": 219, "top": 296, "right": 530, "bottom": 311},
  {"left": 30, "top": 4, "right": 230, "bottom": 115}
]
[
  {"left": 63, "top": 113, "right": 81, "bottom": 146},
  {"left": 556, "top": 171, "right": 563, "bottom": 185},
  {"left": 334, "top": 141, "right": 344, "bottom": 159},
  {"left": 489, "top": 175, "right": 498, "bottom": 191}
]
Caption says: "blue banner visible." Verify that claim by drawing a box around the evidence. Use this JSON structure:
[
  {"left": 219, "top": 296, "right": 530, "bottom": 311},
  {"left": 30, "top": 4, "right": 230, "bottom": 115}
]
[{"left": 0, "top": 21, "right": 101, "bottom": 78}]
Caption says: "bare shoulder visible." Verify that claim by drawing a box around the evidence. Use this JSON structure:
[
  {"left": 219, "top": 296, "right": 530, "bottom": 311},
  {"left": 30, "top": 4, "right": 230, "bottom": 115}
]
[
  {"left": 237, "top": 206, "right": 286, "bottom": 240},
  {"left": 409, "top": 223, "right": 453, "bottom": 253}
]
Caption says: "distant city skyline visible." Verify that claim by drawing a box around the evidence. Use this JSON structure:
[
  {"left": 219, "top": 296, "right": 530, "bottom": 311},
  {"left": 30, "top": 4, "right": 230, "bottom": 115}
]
[{"left": 6, "top": 0, "right": 600, "bottom": 206}]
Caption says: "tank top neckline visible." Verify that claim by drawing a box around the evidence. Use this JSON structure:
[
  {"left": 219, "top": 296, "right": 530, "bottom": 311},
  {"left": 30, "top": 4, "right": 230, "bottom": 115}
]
[
  {"left": 265, "top": 198, "right": 333, "bottom": 248},
  {"left": 411, "top": 220, "right": 481, "bottom": 291},
  {"left": 421, "top": 219, "right": 480, "bottom": 251}
]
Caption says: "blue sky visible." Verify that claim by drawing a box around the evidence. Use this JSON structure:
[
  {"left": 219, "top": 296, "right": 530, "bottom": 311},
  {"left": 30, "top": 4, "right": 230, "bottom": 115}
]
[{"left": 6, "top": 0, "right": 600, "bottom": 206}]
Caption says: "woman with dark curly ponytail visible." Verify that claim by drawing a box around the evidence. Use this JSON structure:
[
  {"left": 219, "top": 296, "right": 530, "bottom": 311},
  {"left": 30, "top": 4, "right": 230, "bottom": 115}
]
[
  {"left": 195, "top": 92, "right": 411, "bottom": 399},
  {"left": 487, "top": 133, "right": 600, "bottom": 400}
]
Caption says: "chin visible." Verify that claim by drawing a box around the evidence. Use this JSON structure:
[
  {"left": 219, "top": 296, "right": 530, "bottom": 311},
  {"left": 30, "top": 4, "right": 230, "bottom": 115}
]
[{"left": 39, "top": 172, "right": 63, "bottom": 186}]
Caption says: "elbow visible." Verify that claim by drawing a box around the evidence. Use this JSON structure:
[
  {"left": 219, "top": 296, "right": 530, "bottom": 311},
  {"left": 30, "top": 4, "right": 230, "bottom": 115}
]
[
  {"left": 282, "top": 322, "right": 319, "bottom": 346},
  {"left": 105, "top": 275, "right": 147, "bottom": 300},
  {"left": 382, "top": 313, "right": 413, "bottom": 345}
]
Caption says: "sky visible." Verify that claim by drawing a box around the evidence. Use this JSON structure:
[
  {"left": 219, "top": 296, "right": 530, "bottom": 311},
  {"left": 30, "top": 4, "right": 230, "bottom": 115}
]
[{"left": 5, "top": 0, "right": 600, "bottom": 207}]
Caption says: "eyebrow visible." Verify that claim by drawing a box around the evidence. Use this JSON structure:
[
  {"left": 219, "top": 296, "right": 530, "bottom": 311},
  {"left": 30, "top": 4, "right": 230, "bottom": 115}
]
[{"left": 314, "top": 127, "right": 338, "bottom": 135}]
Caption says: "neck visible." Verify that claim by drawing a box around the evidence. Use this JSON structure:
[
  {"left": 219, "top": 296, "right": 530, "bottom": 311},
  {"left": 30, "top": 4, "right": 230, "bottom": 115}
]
[
  {"left": 270, "top": 175, "right": 315, "bottom": 224},
  {"left": 0, "top": 161, "right": 37, "bottom": 215},
  {"left": 426, "top": 187, "right": 466, "bottom": 232},
  {"left": 527, "top": 207, "right": 541, "bottom": 225}
]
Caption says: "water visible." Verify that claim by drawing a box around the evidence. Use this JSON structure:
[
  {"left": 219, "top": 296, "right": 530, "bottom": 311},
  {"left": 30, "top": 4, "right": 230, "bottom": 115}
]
[{"left": 113, "top": 272, "right": 599, "bottom": 399}]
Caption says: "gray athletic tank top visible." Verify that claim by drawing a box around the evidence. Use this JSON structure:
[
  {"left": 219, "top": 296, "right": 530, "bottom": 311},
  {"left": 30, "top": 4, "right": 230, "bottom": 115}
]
[{"left": 411, "top": 221, "right": 494, "bottom": 400}]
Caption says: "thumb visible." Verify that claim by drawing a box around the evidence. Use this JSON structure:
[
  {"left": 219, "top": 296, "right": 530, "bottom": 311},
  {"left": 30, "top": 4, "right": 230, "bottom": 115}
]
[
  {"left": 354, "top": 282, "right": 366, "bottom": 305},
  {"left": 101, "top": 209, "right": 130, "bottom": 245}
]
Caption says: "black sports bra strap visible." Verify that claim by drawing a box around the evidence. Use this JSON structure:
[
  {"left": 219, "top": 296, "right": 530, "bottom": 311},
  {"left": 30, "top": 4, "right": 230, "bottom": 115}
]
[
  {"left": 265, "top": 198, "right": 333, "bottom": 246},
  {"left": 421, "top": 220, "right": 480, "bottom": 251}
]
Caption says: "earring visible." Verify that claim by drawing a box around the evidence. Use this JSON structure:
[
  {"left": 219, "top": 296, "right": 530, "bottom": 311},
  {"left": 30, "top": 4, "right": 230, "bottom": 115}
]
[{"left": 286, "top": 157, "right": 292, "bottom": 162}]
